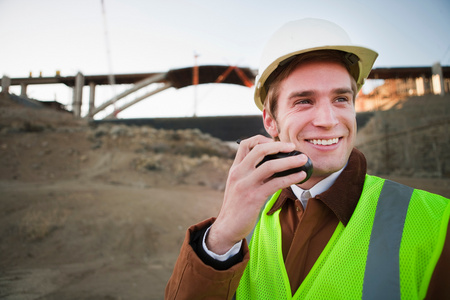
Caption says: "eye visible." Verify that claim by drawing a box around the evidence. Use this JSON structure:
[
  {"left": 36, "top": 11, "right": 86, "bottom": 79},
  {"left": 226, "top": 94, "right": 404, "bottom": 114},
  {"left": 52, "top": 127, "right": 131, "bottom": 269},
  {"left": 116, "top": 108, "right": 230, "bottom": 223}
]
[
  {"left": 335, "top": 96, "right": 350, "bottom": 103},
  {"left": 294, "top": 99, "right": 312, "bottom": 105}
]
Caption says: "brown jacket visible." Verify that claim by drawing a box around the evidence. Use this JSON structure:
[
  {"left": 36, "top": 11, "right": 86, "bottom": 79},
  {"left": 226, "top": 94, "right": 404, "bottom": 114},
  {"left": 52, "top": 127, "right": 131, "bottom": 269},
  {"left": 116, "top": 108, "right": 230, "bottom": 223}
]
[{"left": 165, "top": 149, "right": 450, "bottom": 299}]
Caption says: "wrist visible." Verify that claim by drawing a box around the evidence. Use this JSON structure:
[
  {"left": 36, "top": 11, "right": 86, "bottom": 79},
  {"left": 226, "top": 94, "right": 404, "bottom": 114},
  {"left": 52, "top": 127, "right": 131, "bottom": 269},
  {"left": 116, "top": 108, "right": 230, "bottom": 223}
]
[
  {"left": 203, "top": 226, "right": 242, "bottom": 261},
  {"left": 206, "top": 224, "right": 239, "bottom": 255}
]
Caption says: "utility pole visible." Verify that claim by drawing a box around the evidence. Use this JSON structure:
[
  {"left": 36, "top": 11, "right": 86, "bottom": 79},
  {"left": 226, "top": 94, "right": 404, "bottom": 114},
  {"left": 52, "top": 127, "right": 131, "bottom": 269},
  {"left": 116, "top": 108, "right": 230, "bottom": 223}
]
[
  {"left": 193, "top": 52, "right": 199, "bottom": 117},
  {"left": 101, "top": 0, "right": 118, "bottom": 117}
]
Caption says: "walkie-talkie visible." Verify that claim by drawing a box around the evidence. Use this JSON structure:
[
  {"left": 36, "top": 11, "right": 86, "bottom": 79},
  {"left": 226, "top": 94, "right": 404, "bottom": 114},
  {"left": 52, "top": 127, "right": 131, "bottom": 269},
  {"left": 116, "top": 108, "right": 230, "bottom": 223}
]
[{"left": 256, "top": 151, "right": 313, "bottom": 184}]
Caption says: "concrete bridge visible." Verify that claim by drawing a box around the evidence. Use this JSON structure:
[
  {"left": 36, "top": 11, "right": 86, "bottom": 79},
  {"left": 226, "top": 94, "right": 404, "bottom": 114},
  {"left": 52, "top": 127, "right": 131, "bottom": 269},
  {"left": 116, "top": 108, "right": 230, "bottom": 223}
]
[
  {"left": 1, "top": 65, "right": 255, "bottom": 119},
  {"left": 1, "top": 64, "right": 449, "bottom": 119}
]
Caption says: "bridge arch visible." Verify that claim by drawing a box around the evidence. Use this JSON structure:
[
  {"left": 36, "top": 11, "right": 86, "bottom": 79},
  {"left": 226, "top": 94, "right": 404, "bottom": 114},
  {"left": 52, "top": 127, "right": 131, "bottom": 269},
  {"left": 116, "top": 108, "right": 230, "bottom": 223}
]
[{"left": 85, "top": 65, "right": 256, "bottom": 119}]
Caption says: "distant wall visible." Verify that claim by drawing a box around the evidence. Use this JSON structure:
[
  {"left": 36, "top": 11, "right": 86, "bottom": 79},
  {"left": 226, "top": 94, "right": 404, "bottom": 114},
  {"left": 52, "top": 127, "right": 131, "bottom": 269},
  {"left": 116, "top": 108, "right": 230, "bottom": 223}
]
[
  {"left": 94, "top": 113, "right": 374, "bottom": 142},
  {"left": 93, "top": 115, "right": 268, "bottom": 141}
]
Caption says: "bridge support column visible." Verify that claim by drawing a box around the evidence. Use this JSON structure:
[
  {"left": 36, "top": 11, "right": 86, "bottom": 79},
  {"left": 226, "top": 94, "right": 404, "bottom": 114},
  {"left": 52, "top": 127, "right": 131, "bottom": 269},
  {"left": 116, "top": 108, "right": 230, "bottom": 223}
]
[
  {"left": 415, "top": 76, "right": 425, "bottom": 96},
  {"left": 72, "top": 72, "right": 84, "bottom": 118},
  {"left": 1, "top": 76, "right": 10, "bottom": 94},
  {"left": 88, "top": 82, "right": 96, "bottom": 120},
  {"left": 445, "top": 78, "right": 450, "bottom": 94},
  {"left": 20, "top": 83, "right": 28, "bottom": 98},
  {"left": 432, "top": 63, "right": 445, "bottom": 96}
]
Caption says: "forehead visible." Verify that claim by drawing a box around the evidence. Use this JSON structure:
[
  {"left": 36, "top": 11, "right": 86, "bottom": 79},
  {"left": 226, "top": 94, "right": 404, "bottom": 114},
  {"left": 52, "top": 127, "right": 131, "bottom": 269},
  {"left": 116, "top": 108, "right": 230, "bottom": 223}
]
[{"left": 281, "top": 60, "right": 353, "bottom": 92}]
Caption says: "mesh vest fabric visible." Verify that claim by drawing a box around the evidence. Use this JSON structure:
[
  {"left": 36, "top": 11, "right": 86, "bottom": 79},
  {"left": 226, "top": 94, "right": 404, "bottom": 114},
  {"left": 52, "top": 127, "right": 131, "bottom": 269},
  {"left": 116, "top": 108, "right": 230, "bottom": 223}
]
[
  {"left": 399, "top": 188, "right": 450, "bottom": 299},
  {"left": 236, "top": 175, "right": 450, "bottom": 299}
]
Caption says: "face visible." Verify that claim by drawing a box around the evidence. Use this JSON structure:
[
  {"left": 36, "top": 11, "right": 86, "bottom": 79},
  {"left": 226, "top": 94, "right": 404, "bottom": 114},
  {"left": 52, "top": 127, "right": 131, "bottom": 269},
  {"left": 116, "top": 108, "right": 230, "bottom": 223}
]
[{"left": 263, "top": 61, "right": 357, "bottom": 186}]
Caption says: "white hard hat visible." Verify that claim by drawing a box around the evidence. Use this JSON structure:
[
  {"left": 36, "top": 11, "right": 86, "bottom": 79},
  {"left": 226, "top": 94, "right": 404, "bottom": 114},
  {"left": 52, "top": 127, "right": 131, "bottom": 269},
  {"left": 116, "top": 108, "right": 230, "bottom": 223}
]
[{"left": 254, "top": 18, "right": 378, "bottom": 110}]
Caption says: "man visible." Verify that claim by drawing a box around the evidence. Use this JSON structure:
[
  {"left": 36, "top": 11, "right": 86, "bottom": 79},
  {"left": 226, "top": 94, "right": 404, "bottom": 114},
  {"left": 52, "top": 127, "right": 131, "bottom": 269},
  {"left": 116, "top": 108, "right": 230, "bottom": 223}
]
[{"left": 166, "top": 18, "right": 449, "bottom": 299}]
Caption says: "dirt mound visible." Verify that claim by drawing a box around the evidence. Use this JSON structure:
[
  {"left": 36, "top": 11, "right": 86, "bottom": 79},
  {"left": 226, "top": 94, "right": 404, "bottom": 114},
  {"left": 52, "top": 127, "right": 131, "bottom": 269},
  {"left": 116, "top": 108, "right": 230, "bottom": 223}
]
[
  {"left": 0, "top": 92, "right": 235, "bottom": 188},
  {"left": 0, "top": 93, "right": 86, "bottom": 132}
]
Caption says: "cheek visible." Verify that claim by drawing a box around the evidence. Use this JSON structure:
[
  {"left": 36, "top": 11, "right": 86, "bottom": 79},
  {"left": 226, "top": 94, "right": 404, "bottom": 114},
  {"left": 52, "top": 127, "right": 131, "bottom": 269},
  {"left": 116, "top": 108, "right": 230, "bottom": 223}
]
[
  {"left": 349, "top": 115, "right": 357, "bottom": 133},
  {"left": 279, "top": 115, "right": 306, "bottom": 140}
]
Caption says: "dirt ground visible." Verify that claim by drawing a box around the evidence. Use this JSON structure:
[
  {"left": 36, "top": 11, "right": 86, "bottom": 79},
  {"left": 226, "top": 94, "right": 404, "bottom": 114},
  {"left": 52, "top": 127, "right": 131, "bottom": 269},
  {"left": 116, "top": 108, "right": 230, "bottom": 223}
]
[{"left": 0, "top": 93, "right": 449, "bottom": 300}]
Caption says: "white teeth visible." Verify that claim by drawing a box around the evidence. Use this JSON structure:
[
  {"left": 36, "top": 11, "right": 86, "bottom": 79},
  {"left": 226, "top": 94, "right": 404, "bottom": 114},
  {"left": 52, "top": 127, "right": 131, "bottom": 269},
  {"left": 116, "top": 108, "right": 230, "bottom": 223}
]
[{"left": 309, "top": 138, "right": 339, "bottom": 145}]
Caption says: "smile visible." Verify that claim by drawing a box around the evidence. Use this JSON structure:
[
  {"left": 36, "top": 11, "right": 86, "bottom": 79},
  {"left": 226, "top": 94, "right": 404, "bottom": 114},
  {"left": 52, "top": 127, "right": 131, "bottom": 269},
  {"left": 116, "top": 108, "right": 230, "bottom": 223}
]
[{"left": 308, "top": 138, "right": 340, "bottom": 145}]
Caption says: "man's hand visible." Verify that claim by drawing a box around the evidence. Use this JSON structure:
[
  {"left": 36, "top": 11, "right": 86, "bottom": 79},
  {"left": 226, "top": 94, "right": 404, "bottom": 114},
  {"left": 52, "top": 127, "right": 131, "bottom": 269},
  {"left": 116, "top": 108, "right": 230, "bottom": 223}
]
[{"left": 206, "top": 135, "right": 309, "bottom": 254}]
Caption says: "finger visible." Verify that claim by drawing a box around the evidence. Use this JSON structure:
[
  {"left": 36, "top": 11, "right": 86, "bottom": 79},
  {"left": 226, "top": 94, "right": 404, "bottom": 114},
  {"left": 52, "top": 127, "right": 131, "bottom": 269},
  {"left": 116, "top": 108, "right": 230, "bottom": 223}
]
[
  {"left": 234, "top": 135, "right": 272, "bottom": 164},
  {"left": 262, "top": 171, "right": 307, "bottom": 195},
  {"left": 244, "top": 141, "right": 297, "bottom": 170}
]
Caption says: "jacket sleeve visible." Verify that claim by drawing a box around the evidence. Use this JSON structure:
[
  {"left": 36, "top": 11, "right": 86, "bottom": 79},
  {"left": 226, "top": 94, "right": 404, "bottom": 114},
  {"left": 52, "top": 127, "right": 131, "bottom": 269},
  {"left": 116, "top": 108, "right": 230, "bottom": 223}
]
[{"left": 165, "top": 217, "right": 250, "bottom": 300}]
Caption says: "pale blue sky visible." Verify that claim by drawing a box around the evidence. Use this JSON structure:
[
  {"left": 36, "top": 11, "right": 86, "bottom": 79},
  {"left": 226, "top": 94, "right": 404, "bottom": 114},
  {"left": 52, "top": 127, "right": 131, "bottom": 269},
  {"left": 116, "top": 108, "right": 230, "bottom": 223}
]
[{"left": 1, "top": 0, "right": 449, "bottom": 118}]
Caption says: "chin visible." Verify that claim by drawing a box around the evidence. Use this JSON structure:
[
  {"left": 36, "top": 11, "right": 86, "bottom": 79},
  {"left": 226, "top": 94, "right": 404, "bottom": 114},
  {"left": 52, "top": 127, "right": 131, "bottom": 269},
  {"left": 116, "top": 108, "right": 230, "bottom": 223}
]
[{"left": 311, "top": 159, "right": 346, "bottom": 177}]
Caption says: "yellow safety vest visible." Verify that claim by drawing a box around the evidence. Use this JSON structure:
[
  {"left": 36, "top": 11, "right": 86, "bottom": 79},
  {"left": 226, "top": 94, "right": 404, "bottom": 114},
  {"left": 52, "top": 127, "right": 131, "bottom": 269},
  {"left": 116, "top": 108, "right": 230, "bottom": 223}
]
[{"left": 236, "top": 175, "right": 450, "bottom": 299}]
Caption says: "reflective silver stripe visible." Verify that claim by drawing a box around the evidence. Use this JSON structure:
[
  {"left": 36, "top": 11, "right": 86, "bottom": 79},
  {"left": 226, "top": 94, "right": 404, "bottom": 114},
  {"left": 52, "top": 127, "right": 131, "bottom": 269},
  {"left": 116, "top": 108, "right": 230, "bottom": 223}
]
[{"left": 362, "top": 180, "right": 414, "bottom": 299}]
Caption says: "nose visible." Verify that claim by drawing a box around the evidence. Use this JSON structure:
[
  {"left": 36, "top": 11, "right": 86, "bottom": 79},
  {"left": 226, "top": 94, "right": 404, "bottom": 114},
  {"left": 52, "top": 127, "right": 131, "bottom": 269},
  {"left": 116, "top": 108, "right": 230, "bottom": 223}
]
[{"left": 311, "top": 101, "right": 339, "bottom": 128}]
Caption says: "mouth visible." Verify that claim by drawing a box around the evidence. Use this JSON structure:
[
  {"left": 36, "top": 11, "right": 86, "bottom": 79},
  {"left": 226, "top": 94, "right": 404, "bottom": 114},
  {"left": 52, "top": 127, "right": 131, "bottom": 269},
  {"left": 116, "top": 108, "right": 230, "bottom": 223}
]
[{"left": 307, "top": 137, "right": 340, "bottom": 146}]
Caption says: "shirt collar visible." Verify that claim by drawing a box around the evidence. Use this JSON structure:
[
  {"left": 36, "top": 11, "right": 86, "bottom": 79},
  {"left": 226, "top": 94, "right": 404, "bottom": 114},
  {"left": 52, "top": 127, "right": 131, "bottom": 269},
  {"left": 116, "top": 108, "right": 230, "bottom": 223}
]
[{"left": 290, "top": 166, "right": 345, "bottom": 208}]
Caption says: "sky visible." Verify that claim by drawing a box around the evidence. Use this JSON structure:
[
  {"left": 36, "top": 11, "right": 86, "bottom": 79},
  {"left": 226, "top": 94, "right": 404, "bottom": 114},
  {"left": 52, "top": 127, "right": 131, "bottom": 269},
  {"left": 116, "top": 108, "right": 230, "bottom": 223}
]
[{"left": 1, "top": 0, "right": 449, "bottom": 119}]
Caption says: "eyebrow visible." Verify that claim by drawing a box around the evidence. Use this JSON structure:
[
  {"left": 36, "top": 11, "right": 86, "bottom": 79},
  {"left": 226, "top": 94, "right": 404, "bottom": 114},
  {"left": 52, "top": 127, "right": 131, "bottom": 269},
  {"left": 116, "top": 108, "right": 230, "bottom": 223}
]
[
  {"left": 288, "top": 90, "right": 315, "bottom": 100},
  {"left": 333, "top": 88, "right": 354, "bottom": 96},
  {"left": 288, "top": 88, "right": 354, "bottom": 99}
]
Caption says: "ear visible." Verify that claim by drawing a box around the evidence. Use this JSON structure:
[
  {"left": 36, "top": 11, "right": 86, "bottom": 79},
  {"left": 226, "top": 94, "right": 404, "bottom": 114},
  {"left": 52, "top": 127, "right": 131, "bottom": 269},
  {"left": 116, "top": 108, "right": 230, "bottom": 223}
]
[{"left": 263, "top": 108, "right": 279, "bottom": 138}]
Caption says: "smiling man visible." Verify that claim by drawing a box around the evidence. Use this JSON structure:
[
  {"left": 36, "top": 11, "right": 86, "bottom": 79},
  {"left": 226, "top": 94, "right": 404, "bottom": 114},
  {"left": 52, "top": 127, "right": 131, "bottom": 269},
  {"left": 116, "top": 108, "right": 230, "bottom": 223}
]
[{"left": 165, "top": 19, "right": 450, "bottom": 299}]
